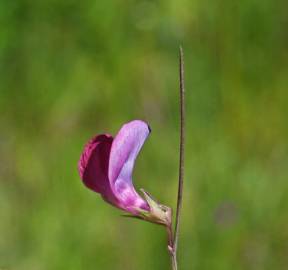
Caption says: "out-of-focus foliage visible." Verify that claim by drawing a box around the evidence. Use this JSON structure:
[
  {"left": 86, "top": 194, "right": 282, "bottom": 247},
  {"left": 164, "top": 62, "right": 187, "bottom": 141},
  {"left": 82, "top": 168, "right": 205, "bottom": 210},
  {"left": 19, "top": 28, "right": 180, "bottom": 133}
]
[{"left": 1, "top": 0, "right": 288, "bottom": 269}]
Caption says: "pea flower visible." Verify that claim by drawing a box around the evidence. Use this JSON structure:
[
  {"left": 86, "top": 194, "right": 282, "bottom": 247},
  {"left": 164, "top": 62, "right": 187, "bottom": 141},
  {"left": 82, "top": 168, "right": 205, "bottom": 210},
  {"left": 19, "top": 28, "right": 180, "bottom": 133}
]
[{"left": 78, "top": 120, "right": 171, "bottom": 226}]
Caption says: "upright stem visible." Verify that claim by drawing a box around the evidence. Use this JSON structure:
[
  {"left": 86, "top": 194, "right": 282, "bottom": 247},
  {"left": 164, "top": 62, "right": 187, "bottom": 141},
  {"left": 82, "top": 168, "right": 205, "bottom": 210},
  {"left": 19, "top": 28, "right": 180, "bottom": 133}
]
[
  {"left": 171, "top": 253, "right": 177, "bottom": 270},
  {"left": 170, "top": 46, "right": 185, "bottom": 270},
  {"left": 167, "top": 223, "right": 178, "bottom": 270}
]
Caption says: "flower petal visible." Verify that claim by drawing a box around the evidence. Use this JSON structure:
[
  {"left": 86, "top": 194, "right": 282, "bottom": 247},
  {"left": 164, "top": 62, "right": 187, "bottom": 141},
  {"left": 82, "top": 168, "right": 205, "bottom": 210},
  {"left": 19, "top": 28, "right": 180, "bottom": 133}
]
[
  {"left": 78, "top": 134, "right": 118, "bottom": 205},
  {"left": 108, "top": 120, "right": 151, "bottom": 211}
]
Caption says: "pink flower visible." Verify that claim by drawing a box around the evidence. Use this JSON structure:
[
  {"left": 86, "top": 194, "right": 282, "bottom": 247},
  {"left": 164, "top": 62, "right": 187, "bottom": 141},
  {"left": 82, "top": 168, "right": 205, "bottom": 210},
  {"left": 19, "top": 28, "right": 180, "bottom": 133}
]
[{"left": 78, "top": 120, "right": 171, "bottom": 225}]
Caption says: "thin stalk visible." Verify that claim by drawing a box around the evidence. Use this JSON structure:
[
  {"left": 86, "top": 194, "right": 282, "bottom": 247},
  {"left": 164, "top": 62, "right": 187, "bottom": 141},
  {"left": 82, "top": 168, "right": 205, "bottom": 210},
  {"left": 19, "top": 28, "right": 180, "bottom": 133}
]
[
  {"left": 167, "top": 223, "right": 178, "bottom": 270},
  {"left": 171, "top": 252, "right": 177, "bottom": 270},
  {"left": 174, "top": 46, "right": 185, "bottom": 267}
]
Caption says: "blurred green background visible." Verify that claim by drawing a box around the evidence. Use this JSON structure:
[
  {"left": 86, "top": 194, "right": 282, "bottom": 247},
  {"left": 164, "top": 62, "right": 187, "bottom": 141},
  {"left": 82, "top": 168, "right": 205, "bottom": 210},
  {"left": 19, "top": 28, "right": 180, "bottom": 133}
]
[{"left": 1, "top": 0, "right": 288, "bottom": 269}]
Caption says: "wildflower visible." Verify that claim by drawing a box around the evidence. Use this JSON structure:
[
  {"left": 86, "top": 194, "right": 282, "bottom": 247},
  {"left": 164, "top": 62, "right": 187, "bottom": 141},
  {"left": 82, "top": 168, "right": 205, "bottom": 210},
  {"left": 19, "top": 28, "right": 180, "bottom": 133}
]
[{"left": 78, "top": 120, "right": 171, "bottom": 226}]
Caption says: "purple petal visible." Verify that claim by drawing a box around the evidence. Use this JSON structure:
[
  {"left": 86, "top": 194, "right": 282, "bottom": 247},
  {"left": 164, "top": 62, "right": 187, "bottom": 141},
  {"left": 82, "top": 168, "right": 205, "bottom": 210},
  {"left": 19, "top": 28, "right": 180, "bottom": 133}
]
[
  {"left": 109, "top": 120, "right": 151, "bottom": 212},
  {"left": 78, "top": 134, "right": 119, "bottom": 206}
]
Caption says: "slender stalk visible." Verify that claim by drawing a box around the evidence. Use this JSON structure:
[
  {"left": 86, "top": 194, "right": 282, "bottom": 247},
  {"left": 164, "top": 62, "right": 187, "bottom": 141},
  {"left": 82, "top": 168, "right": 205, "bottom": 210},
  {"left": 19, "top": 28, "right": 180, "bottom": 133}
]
[
  {"left": 173, "top": 46, "right": 186, "bottom": 268},
  {"left": 171, "top": 252, "right": 177, "bottom": 270},
  {"left": 167, "top": 223, "right": 178, "bottom": 270}
]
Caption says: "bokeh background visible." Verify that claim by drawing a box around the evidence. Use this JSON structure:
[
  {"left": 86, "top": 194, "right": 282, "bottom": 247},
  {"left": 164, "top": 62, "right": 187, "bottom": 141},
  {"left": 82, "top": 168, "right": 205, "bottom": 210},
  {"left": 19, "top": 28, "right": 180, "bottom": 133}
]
[{"left": 1, "top": 0, "right": 288, "bottom": 269}]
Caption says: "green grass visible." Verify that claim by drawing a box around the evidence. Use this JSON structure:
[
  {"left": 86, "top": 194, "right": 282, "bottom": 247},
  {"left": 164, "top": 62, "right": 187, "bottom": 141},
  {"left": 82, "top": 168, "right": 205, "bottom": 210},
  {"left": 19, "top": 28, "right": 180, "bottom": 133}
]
[{"left": 1, "top": 0, "right": 288, "bottom": 269}]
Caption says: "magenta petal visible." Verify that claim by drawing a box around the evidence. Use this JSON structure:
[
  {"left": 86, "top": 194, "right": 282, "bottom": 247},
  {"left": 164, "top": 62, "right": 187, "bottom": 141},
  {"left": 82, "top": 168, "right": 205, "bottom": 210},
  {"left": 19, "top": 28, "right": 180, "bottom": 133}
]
[
  {"left": 109, "top": 120, "right": 151, "bottom": 212},
  {"left": 78, "top": 120, "right": 151, "bottom": 214},
  {"left": 78, "top": 134, "right": 119, "bottom": 206}
]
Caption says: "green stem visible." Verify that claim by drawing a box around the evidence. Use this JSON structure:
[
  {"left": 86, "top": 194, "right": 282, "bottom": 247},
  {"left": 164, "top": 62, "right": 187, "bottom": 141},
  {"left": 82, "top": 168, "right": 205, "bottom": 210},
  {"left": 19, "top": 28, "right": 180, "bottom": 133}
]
[
  {"left": 167, "top": 223, "right": 177, "bottom": 270},
  {"left": 172, "top": 46, "right": 185, "bottom": 270}
]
